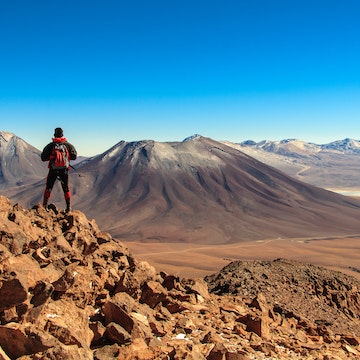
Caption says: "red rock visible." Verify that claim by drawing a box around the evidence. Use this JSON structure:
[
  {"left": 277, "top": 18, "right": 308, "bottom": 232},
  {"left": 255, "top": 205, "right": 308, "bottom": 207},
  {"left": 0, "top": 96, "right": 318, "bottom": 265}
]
[
  {"left": 93, "top": 344, "right": 121, "bottom": 360},
  {"left": 1, "top": 196, "right": 360, "bottom": 360},
  {"left": 240, "top": 314, "right": 270, "bottom": 340},
  {"left": 140, "top": 280, "right": 168, "bottom": 308},
  {"left": 103, "top": 300, "right": 135, "bottom": 333},
  {"left": 202, "top": 331, "right": 224, "bottom": 344},
  {"left": 163, "top": 297, "right": 188, "bottom": 314},
  {"left": 104, "top": 322, "right": 131, "bottom": 345},
  {"left": 0, "top": 346, "right": 11, "bottom": 360},
  {"left": 51, "top": 266, "right": 77, "bottom": 293},
  {"left": 4, "top": 254, "right": 49, "bottom": 289},
  {"left": 18, "top": 344, "right": 94, "bottom": 360},
  {"left": 114, "top": 338, "right": 156, "bottom": 360},
  {"left": 0, "top": 323, "right": 58, "bottom": 359},
  {"left": 342, "top": 335, "right": 360, "bottom": 346},
  {"left": 0, "top": 272, "right": 28, "bottom": 312},
  {"left": 30, "top": 280, "right": 54, "bottom": 307},
  {"left": 206, "top": 343, "right": 246, "bottom": 360},
  {"left": 115, "top": 261, "right": 158, "bottom": 296},
  {"left": 162, "top": 274, "right": 180, "bottom": 291},
  {"left": 181, "top": 278, "right": 210, "bottom": 300},
  {"left": 42, "top": 299, "right": 93, "bottom": 348},
  {"left": 89, "top": 321, "right": 106, "bottom": 346}
]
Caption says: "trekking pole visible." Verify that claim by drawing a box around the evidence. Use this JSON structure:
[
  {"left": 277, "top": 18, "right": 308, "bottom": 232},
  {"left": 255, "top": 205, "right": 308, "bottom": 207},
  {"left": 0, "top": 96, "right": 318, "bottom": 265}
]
[{"left": 69, "top": 164, "right": 83, "bottom": 177}]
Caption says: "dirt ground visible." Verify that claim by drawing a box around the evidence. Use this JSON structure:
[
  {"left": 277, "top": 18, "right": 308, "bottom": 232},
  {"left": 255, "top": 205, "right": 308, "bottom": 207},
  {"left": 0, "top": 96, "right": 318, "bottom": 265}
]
[{"left": 123, "top": 236, "right": 360, "bottom": 280}]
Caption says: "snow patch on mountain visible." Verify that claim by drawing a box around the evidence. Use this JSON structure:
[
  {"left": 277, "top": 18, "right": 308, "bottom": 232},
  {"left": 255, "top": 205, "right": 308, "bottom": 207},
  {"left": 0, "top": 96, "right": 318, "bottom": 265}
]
[
  {"left": 182, "top": 134, "right": 202, "bottom": 142},
  {"left": 222, "top": 138, "right": 360, "bottom": 189},
  {"left": 232, "top": 138, "right": 360, "bottom": 157},
  {"left": 238, "top": 139, "right": 321, "bottom": 157},
  {"left": 322, "top": 138, "right": 360, "bottom": 153}
]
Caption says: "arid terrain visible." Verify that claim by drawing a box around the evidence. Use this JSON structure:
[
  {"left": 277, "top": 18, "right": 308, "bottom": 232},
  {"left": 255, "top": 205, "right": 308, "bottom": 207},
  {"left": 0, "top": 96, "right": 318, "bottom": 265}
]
[
  {"left": 123, "top": 235, "right": 360, "bottom": 280},
  {"left": 2, "top": 132, "right": 360, "bottom": 357},
  {"left": 3, "top": 132, "right": 360, "bottom": 287},
  {"left": 1, "top": 196, "right": 360, "bottom": 359},
  {"left": 223, "top": 138, "right": 360, "bottom": 190}
]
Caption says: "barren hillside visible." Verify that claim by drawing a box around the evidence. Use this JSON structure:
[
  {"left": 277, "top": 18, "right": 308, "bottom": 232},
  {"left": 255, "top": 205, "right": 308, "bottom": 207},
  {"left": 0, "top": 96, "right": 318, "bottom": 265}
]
[{"left": 1, "top": 196, "right": 360, "bottom": 359}]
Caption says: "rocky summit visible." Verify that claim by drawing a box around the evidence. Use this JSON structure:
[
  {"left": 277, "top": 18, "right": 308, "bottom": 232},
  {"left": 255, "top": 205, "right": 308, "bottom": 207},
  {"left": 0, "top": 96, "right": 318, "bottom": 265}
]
[{"left": 1, "top": 196, "right": 360, "bottom": 359}]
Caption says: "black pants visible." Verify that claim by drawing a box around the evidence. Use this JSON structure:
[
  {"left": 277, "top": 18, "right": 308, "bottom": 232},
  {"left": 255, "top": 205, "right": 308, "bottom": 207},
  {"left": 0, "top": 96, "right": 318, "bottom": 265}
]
[{"left": 43, "top": 169, "right": 71, "bottom": 206}]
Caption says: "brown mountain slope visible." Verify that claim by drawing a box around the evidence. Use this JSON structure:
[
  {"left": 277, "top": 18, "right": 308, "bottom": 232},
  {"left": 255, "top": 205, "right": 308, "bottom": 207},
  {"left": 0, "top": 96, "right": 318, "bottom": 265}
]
[
  {"left": 0, "top": 131, "right": 46, "bottom": 189},
  {"left": 5, "top": 136, "right": 360, "bottom": 243}
]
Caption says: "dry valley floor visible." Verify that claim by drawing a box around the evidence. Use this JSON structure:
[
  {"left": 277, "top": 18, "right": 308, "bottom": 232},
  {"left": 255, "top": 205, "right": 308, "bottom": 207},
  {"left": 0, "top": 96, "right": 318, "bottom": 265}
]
[{"left": 124, "top": 235, "right": 360, "bottom": 279}]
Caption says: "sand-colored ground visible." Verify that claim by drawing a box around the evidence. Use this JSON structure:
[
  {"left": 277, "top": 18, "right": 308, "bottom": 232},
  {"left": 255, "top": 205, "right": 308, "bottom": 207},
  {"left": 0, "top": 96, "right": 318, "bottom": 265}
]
[{"left": 123, "top": 236, "right": 360, "bottom": 280}]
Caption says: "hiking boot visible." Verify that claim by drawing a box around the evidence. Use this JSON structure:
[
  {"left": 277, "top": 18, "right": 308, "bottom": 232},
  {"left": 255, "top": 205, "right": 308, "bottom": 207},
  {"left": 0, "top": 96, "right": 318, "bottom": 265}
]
[{"left": 65, "top": 206, "right": 72, "bottom": 213}]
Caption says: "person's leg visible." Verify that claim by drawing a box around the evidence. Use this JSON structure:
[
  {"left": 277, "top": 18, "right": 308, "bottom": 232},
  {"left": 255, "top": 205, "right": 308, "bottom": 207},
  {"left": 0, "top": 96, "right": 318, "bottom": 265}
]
[
  {"left": 43, "top": 170, "right": 57, "bottom": 207},
  {"left": 59, "top": 170, "right": 71, "bottom": 211}
]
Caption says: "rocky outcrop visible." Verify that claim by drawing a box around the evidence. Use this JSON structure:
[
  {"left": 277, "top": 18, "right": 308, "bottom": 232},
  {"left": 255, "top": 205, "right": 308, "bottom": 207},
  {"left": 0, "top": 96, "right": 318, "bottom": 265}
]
[
  {"left": 1, "top": 195, "right": 360, "bottom": 359},
  {"left": 205, "top": 259, "right": 360, "bottom": 335}
]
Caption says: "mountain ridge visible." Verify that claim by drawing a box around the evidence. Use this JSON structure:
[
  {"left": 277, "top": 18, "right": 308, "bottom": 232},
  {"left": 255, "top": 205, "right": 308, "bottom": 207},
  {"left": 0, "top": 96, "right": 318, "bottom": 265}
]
[
  {"left": 2, "top": 130, "right": 360, "bottom": 191},
  {"left": 4, "top": 133, "right": 360, "bottom": 244},
  {"left": 234, "top": 137, "right": 360, "bottom": 156},
  {"left": 223, "top": 138, "right": 360, "bottom": 189}
]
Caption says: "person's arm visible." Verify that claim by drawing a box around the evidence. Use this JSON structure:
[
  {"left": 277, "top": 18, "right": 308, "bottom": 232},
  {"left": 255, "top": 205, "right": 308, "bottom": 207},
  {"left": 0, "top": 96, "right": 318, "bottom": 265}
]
[
  {"left": 41, "top": 143, "right": 53, "bottom": 161},
  {"left": 66, "top": 143, "right": 77, "bottom": 160}
]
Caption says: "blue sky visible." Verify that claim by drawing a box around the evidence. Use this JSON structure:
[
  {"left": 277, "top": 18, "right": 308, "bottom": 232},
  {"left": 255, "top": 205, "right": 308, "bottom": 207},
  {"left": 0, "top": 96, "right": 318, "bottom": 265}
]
[{"left": 1, "top": 0, "right": 360, "bottom": 156}]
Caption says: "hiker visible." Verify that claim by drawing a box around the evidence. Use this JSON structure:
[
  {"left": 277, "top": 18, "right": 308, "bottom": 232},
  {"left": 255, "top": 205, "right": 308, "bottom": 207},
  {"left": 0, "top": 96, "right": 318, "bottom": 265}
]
[{"left": 41, "top": 127, "right": 77, "bottom": 212}]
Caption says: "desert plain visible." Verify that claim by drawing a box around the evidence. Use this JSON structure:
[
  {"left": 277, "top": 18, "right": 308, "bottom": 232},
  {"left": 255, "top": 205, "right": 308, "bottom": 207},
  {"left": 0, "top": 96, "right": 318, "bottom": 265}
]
[
  {"left": 124, "top": 235, "right": 360, "bottom": 280},
  {"left": 122, "top": 188, "right": 360, "bottom": 280}
]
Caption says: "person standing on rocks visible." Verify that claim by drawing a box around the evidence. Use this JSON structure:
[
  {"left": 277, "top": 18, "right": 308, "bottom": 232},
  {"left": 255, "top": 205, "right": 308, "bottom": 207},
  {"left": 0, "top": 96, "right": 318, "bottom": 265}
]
[{"left": 41, "top": 127, "right": 77, "bottom": 212}]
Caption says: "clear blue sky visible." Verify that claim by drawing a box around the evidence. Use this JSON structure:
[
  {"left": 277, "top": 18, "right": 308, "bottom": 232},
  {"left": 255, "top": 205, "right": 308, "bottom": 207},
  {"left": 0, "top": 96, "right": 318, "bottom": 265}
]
[{"left": 1, "top": 0, "right": 359, "bottom": 156}]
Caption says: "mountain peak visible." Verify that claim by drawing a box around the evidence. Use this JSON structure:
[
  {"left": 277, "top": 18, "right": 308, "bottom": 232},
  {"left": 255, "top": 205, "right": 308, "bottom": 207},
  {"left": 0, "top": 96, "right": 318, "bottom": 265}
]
[
  {"left": 0, "top": 131, "right": 45, "bottom": 189},
  {"left": 323, "top": 138, "right": 360, "bottom": 152},
  {"left": 182, "top": 134, "right": 203, "bottom": 142},
  {"left": 0, "top": 131, "right": 16, "bottom": 143}
]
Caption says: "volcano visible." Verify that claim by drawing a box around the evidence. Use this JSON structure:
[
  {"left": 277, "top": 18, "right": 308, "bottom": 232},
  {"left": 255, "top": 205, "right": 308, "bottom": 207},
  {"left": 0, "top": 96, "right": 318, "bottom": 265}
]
[{"left": 5, "top": 136, "right": 360, "bottom": 243}]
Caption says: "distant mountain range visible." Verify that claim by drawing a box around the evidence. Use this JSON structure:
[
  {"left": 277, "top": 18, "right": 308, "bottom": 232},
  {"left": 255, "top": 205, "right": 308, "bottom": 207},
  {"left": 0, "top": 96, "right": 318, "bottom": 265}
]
[
  {"left": 222, "top": 138, "right": 360, "bottom": 189},
  {"left": 237, "top": 138, "right": 360, "bottom": 154},
  {"left": 3, "top": 131, "right": 360, "bottom": 243},
  {"left": 2, "top": 131, "right": 360, "bottom": 191}
]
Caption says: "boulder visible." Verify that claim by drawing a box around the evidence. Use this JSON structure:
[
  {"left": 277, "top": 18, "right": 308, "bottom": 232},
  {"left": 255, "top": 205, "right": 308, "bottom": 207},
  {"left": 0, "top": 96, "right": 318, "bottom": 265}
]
[
  {"left": 104, "top": 322, "right": 131, "bottom": 345},
  {"left": 0, "top": 323, "right": 59, "bottom": 359},
  {"left": 0, "top": 271, "right": 28, "bottom": 312}
]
